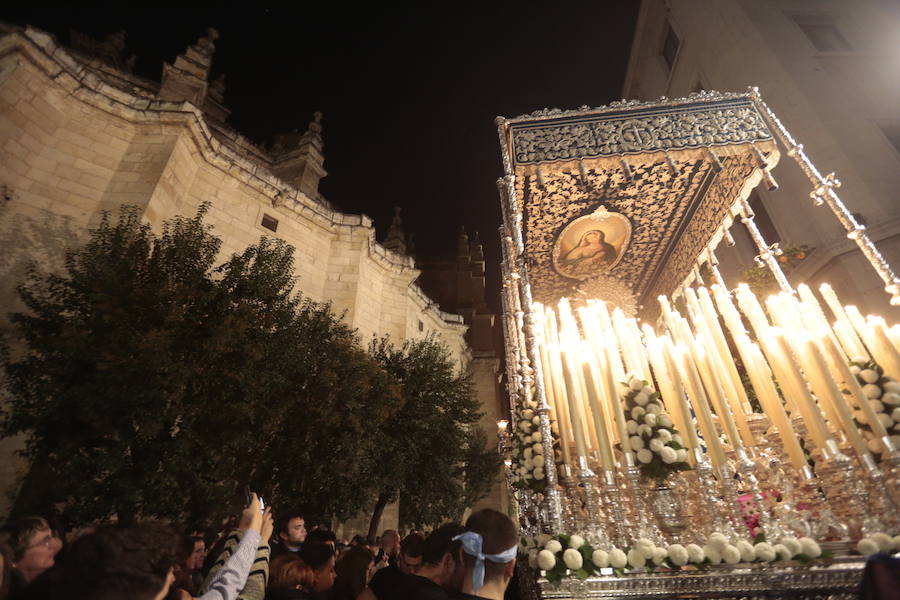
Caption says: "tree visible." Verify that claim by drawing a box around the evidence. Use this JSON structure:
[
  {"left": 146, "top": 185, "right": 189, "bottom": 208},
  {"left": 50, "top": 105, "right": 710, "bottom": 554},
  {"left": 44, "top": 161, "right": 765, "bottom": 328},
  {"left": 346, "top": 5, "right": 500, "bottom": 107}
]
[
  {"left": 367, "top": 336, "right": 500, "bottom": 534},
  {"left": 1, "top": 205, "right": 399, "bottom": 528}
]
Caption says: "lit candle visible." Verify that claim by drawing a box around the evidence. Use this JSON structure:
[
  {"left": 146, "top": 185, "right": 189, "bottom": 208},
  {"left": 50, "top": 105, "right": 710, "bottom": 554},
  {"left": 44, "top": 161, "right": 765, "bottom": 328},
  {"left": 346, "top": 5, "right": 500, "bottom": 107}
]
[
  {"left": 819, "top": 283, "right": 868, "bottom": 357},
  {"left": 889, "top": 324, "right": 900, "bottom": 352},
  {"left": 740, "top": 337, "right": 808, "bottom": 470},
  {"left": 582, "top": 349, "right": 615, "bottom": 469},
  {"left": 643, "top": 325, "right": 690, "bottom": 446},
  {"left": 735, "top": 283, "right": 771, "bottom": 339},
  {"left": 833, "top": 320, "right": 870, "bottom": 362},
  {"left": 559, "top": 346, "right": 589, "bottom": 458},
  {"left": 798, "top": 334, "right": 870, "bottom": 462},
  {"left": 697, "top": 287, "right": 755, "bottom": 414},
  {"left": 675, "top": 343, "right": 727, "bottom": 468},
  {"left": 544, "top": 309, "right": 575, "bottom": 465},
  {"left": 816, "top": 329, "right": 889, "bottom": 439},
  {"left": 657, "top": 333, "right": 701, "bottom": 454},
  {"left": 866, "top": 315, "right": 900, "bottom": 379},
  {"left": 601, "top": 337, "right": 633, "bottom": 460},
  {"left": 762, "top": 328, "right": 831, "bottom": 451}
]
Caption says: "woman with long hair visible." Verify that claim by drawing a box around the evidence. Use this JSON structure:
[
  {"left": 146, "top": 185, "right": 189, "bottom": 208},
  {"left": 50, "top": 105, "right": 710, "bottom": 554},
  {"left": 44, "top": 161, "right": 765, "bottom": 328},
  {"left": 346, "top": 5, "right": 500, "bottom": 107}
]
[{"left": 265, "top": 543, "right": 336, "bottom": 600}]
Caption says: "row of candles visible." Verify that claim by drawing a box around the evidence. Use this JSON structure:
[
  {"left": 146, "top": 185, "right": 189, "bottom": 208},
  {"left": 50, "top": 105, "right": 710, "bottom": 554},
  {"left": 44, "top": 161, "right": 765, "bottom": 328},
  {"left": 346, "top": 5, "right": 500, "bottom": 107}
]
[{"left": 532, "top": 281, "right": 900, "bottom": 477}]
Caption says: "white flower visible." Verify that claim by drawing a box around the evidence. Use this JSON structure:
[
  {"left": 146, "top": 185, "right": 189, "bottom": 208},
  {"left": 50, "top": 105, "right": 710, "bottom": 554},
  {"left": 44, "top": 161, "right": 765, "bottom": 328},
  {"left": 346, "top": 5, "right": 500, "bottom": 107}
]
[
  {"left": 798, "top": 537, "right": 821, "bottom": 558},
  {"left": 523, "top": 409, "right": 534, "bottom": 419},
  {"left": 892, "top": 535, "right": 900, "bottom": 551},
  {"left": 638, "top": 424, "right": 653, "bottom": 437},
  {"left": 686, "top": 544, "right": 705, "bottom": 563},
  {"left": 652, "top": 547, "right": 668, "bottom": 566},
  {"left": 851, "top": 356, "right": 869, "bottom": 365},
  {"left": 634, "top": 392, "right": 649, "bottom": 406},
  {"left": 519, "top": 420, "right": 531, "bottom": 432},
  {"left": 627, "top": 420, "right": 639, "bottom": 434},
  {"left": 878, "top": 413, "right": 894, "bottom": 428},
  {"left": 885, "top": 392, "right": 900, "bottom": 406},
  {"left": 522, "top": 434, "right": 532, "bottom": 444},
  {"left": 635, "top": 538, "right": 656, "bottom": 559},
  {"left": 532, "top": 416, "right": 541, "bottom": 426},
  {"left": 856, "top": 410, "right": 869, "bottom": 424},
  {"left": 609, "top": 548, "right": 627, "bottom": 568},
  {"left": 592, "top": 549, "right": 610, "bottom": 568},
  {"left": 649, "top": 438, "right": 664, "bottom": 453},
  {"left": 629, "top": 378, "right": 644, "bottom": 392},
  {"left": 533, "top": 442, "right": 544, "bottom": 454},
  {"left": 672, "top": 433, "right": 683, "bottom": 445},
  {"left": 861, "top": 369, "right": 880, "bottom": 384},
  {"left": 863, "top": 384, "right": 883, "bottom": 399},
  {"left": 523, "top": 457, "right": 534, "bottom": 469},
  {"left": 637, "top": 449, "right": 653, "bottom": 463},
  {"left": 849, "top": 365, "right": 862, "bottom": 376},
  {"left": 871, "top": 532, "right": 893, "bottom": 551},
  {"left": 870, "top": 400, "right": 885, "bottom": 413},
  {"left": 779, "top": 537, "right": 801, "bottom": 557},
  {"left": 533, "top": 468, "right": 545, "bottom": 480},
  {"left": 658, "top": 414, "right": 673, "bottom": 428},
  {"left": 773, "top": 544, "right": 791, "bottom": 561},
  {"left": 537, "top": 549, "right": 557, "bottom": 570},
  {"left": 736, "top": 540, "right": 756, "bottom": 562},
  {"left": 642, "top": 385, "right": 654, "bottom": 396},
  {"left": 660, "top": 446, "right": 678, "bottom": 464},
  {"left": 537, "top": 533, "right": 551, "bottom": 546},
  {"left": 667, "top": 544, "right": 688, "bottom": 566},
  {"left": 868, "top": 438, "right": 884, "bottom": 454},
  {"left": 676, "top": 448, "right": 688, "bottom": 462},
  {"left": 754, "top": 542, "right": 776, "bottom": 562},
  {"left": 523, "top": 447, "right": 533, "bottom": 460},
  {"left": 563, "top": 548, "right": 583, "bottom": 570},
  {"left": 545, "top": 539, "right": 562, "bottom": 553},
  {"left": 883, "top": 381, "right": 900, "bottom": 394},
  {"left": 722, "top": 544, "right": 741, "bottom": 564},
  {"left": 631, "top": 406, "right": 646, "bottom": 420},
  {"left": 532, "top": 431, "right": 543, "bottom": 443},
  {"left": 646, "top": 403, "right": 662, "bottom": 415},
  {"left": 629, "top": 436, "right": 645, "bottom": 451},
  {"left": 627, "top": 548, "right": 647, "bottom": 568},
  {"left": 893, "top": 408, "right": 900, "bottom": 422},
  {"left": 644, "top": 413, "right": 658, "bottom": 427},
  {"left": 656, "top": 429, "right": 672, "bottom": 443},
  {"left": 857, "top": 538, "right": 880, "bottom": 556},
  {"left": 568, "top": 535, "right": 585, "bottom": 550},
  {"left": 703, "top": 544, "right": 722, "bottom": 564},
  {"left": 527, "top": 549, "right": 538, "bottom": 568},
  {"left": 707, "top": 532, "right": 729, "bottom": 551}
]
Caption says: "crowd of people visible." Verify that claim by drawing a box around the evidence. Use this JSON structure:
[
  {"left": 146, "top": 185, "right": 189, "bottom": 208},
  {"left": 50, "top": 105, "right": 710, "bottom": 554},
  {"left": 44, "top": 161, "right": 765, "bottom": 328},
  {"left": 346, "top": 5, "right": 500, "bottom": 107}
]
[{"left": 0, "top": 494, "right": 519, "bottom": 600}]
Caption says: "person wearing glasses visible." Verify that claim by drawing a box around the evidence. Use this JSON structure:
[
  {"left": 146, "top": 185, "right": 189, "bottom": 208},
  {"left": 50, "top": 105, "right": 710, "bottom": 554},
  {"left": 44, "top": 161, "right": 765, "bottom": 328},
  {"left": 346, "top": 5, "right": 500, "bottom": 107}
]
[{"left": 1, "top": 516, "right": 60, "bottom": 595}]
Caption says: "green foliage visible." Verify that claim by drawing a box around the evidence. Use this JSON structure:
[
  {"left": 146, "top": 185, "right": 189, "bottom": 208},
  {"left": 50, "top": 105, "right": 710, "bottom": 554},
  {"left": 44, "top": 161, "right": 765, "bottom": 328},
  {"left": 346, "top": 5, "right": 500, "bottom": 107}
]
[
  {"left": 369, "top": 336, "right": 500, "bottom": 529},
  {"left": 739, "top": 243, "right": 812, "bottom": 297},
  {"left": 1, "top": 205, "right": 399, "bottom": 527}
]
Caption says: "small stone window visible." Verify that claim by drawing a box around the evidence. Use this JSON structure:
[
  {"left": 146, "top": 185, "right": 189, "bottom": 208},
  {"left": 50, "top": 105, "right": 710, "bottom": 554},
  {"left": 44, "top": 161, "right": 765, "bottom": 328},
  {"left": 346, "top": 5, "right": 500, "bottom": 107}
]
[
  {"left": 662, "top": 22, "right": 680, "bottom": 70},
  {"left": 261, "top": 213, "right": 279, "bottom": 232},
  {"left": 418, "top": 320, "right": 424, "bottom": 332},
  {"left": 792, "top": 15, "right": 852, "bottom": 52}
]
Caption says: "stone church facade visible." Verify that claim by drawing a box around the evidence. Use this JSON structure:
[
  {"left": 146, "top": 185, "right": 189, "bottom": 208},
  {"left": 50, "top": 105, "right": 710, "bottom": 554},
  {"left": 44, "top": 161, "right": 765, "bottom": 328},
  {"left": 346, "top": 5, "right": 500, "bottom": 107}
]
[{"left": 0, "top": 24, "right": 506, "bottom": 524}]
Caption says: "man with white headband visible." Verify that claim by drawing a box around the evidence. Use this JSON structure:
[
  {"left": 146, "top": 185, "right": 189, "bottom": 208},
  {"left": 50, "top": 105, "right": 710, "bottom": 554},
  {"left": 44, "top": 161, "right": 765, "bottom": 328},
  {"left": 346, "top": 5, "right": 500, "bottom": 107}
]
[{"left": 450, "top": 509, "right": 518, "bottom": 600}]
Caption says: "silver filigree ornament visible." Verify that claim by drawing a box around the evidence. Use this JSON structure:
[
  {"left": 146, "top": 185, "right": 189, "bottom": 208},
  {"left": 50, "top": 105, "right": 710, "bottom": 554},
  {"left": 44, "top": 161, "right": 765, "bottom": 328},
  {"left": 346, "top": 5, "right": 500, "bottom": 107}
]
[{"left": 575, "top": 275, "right": 638, "bottom": 317}]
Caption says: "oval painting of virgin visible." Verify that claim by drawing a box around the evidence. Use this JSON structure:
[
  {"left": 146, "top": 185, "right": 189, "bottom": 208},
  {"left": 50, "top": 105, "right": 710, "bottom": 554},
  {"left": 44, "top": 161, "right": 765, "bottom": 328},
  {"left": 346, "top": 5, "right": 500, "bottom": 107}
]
[{"left": 551, "top": 207, "right": 631, "bottom": 280}]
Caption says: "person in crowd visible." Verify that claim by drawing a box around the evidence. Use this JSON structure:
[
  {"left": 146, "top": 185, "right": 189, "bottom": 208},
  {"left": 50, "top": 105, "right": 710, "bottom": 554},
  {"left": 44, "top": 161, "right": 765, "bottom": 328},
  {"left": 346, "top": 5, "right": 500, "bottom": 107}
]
[
  {"left": 450, "top": 509, "right": 517, "bottom": 600},
  {"left": 373, "top": 531, "right": 398, "bottom": 570},
  {"left": 1, "top": 516, "right": 60, "bottom": 595},
  {"left": 172, "top": 535, "right": 206, "bottom": 596},
  {"left": 357, "top": 532, "right": 424, "bottom": 600},
  {"left": 331, "top": 544, "right": 373, "bottom": 600},
  {"left": 265, "top": 543, "right": 336, "bottom": 600},
  {"left": 271, "top": 512, "right": 307, "bottom": 560},
  {"left": 305, "top": 529, "right": 337, "bottom": 552},
  {"left": 387, "top": 523, "right": 466, "bottom": 600},
  {"left": 0, "top": 534, "right": 12, "bottom": 600}
]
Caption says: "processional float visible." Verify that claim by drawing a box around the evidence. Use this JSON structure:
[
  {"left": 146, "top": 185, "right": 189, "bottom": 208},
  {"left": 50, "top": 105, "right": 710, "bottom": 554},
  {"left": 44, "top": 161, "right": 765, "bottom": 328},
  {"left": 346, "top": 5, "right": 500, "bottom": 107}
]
[{"left": 495, "top": 88, "right": 900, "bottom": 600}]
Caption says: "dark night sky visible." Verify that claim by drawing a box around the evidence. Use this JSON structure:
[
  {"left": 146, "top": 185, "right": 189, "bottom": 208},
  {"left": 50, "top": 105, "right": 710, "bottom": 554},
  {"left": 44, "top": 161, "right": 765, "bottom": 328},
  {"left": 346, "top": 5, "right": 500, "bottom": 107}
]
[{"left": 3, "top": 3, "right": 639, "bottom": 311}]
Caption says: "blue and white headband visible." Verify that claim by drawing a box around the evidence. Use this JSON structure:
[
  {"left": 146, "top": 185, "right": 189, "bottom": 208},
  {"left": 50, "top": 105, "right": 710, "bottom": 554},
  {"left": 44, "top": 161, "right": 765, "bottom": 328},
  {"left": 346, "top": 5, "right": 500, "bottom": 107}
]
[{"left": 452, "top": 531, "right": 518, "bottom": 593}]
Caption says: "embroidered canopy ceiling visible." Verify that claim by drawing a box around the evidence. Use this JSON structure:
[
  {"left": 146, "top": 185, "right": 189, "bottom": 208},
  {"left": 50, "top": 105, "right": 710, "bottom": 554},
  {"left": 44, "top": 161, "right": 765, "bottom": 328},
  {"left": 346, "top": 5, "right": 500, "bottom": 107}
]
[{"left": 496, "top": 91, "right": 779, "bottom": 313}]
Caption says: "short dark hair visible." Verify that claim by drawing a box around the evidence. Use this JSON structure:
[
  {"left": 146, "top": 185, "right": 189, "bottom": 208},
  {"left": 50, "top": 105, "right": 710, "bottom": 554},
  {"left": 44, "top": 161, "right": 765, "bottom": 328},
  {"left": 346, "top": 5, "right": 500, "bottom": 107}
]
[
  {"left": 34, "top": 521, "right": 180, "bottom": 600},
  {"left": 275, "top": 510, "right": 304, "bottom": 536},
  {"left": 422, "top": 523, "right": 465, "bottom": 565},
  {"left": 307, "top": 528, "right": 336, "bottom": 545},
  {"left": 2, "top": 516, "right": 50, "bottom": 561},
  {"left": 300, "top": 542, "right": 335, "bottom": 570},
  {"left": 400, "top": 532, "right": 426, "bottom": 559},
  {"left": 463, "top": 509, "right": 517, "bottom": 581}
]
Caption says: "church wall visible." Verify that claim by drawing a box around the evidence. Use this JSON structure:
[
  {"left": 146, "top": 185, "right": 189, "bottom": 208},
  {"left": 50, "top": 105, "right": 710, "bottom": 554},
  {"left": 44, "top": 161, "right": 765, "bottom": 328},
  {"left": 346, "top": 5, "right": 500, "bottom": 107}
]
[{"left": 0, "top": 27, "right": 476, "bottom": 522}]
